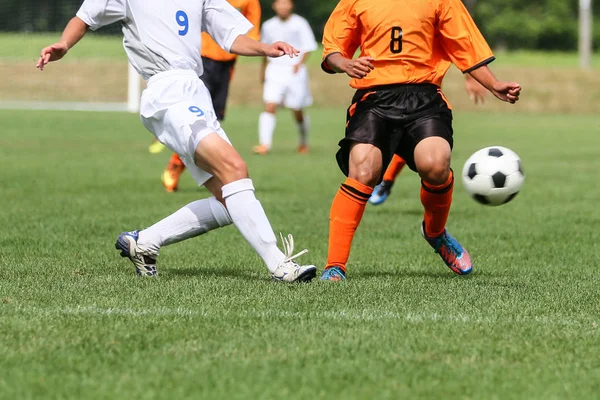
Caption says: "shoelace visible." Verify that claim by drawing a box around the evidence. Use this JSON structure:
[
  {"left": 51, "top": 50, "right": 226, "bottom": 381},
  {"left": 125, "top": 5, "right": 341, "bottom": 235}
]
[{"left": 280, "top": 233, "right": 308, "bottom": 264}]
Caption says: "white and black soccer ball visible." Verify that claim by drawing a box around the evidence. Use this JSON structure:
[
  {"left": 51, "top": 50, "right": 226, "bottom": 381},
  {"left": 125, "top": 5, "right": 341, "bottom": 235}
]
[{"left": 462, "top": 146, "right": 525, "bottom": 206}]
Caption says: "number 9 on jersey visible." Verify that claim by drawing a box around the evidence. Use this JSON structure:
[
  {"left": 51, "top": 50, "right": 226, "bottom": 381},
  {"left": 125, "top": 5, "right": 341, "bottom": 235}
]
[{"left": 176, "top": 10, "right": 189, "bottom": 36}]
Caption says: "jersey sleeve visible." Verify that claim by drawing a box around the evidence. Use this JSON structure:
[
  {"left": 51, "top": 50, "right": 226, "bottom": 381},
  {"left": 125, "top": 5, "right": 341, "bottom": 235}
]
[
  {"left": 299, "top": 18, "right": 318, "bottom": 53},
  {"left": 244, "top": 0, "right": 262, "bottom": 41},
  {"left": 321, "top": 0, "right": 360, "bottom": 74},
  {"left": 76, "top": 0, "right": 126, "bottom": 31},
  {"left": 437, "top": 0, "right": 495, "bottom": 73},
  {"left": 203, "top": 0, "right": 253, "bottom": 53}
]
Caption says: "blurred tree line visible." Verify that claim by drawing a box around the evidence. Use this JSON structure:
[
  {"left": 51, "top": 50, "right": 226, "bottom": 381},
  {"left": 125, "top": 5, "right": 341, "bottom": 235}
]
[{"left": 0, "top": 0, "right": 597, "bottom": 50}]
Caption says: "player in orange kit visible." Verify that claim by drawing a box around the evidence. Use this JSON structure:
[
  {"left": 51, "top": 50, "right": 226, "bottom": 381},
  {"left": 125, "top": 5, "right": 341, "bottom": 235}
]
[
  {"left": 320, "top": 0, "right": 521, "bottom": 281},
  {"left": 369, "top": 1, "right": 487, "bottom": 206},
  {"left": 162, "top": 0, "right": 261, "bottom": 192},
  {"left": 370, "top": 74, "right": 487, "bottom": 205}
]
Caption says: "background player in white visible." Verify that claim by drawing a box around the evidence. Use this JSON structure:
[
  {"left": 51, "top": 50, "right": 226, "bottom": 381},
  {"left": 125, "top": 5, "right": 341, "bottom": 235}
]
[
  {"left": 253, "top": 0, "right": 318, "bottom": 155},
  {"left": 37, "top": 0, "right": 317, "bottom": 283}
]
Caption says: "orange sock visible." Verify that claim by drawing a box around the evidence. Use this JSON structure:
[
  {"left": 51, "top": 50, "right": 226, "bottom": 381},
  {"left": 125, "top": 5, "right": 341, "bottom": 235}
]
[
  {"left": 383, "top": 155, "right": 407, "bottom": 182},
  {"left": 326, "top": 178, "right": 374, "bottom": 273},
  {"left": 421, "top": 170, "right": 454, "bottom": 238},
  {"left": 168, "top": 153, "right": 185, "bottom": 168}
]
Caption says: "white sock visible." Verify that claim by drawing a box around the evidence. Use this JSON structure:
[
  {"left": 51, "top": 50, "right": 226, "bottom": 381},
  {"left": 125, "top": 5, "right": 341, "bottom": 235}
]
[
  {"left": 259, "top": 112, "right": 276, "bottom": 149},
  {"left": 137, "top": 197, "right": 232, "bottom": 254},
  {"left": 222, "top": 178, "right": 285, "bottom": 273},
  {"left": 297, "top": 115, "right": 310, "bottom": 146}
]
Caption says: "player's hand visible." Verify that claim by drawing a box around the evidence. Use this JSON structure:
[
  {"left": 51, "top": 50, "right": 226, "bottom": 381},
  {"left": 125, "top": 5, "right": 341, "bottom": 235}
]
[
  {"left": 264, "top": 41, "right": 299, "bottom": 58},
  {"left": 340, "top": 56, "right": 374, "bottom": 79},
  {"left": 37, "top": 42, "right": 69, "bottom": 70},
  {"left": 491, "top": 82, "right": 521, "bottom": 104},
  {"left": 465, "top": 76, "right": 488, "bottom": 105}
]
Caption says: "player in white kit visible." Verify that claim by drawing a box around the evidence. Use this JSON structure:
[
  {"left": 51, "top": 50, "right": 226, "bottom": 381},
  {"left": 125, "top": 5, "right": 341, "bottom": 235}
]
[
  {"left": 253, "top": 0, "right": 317, "bottom": 155},
  {"left": 37, "top": 0, "right": 317, "bottom": 282}
]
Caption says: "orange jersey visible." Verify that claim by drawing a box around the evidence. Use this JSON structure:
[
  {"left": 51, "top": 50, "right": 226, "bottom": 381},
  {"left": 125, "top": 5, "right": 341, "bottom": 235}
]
[
  {"left": 201, "top": 0, "right": 261, "bottom": 62},
  {"left": 322, "top": 0, "right": 494, "bottom": 89}
]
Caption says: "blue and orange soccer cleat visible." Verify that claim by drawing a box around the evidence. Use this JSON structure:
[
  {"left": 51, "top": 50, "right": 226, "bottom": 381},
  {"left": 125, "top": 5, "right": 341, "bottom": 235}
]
[
  {"left": 115, "top": 230, "right": 158, "bottom": 277},
  {"left": 369, "top": 181, "right": 393, "bottom": 205},
  {"left": 421, "top": 222, "right": 473, "bottom": 275},
  {"left": 320, "top": 266, "right": 346, "bottom": 281}
]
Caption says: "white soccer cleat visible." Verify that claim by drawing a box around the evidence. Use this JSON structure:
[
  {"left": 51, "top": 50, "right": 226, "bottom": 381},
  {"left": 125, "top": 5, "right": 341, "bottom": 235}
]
[
  {"left": 115, "top": 230, "right": 158, "bottom": 277},
  {"left": 270, "top": 234, "right": 317, "bottom": 283}
]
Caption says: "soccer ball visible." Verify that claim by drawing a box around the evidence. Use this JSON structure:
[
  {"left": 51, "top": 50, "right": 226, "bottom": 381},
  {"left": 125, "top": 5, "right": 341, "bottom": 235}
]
[{"left": 462, "top": 146, "right": 525, "bottom": 206}]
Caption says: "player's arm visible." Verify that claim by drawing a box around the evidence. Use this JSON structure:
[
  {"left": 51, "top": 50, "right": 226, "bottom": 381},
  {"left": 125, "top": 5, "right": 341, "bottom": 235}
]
[
  {"left": 438, "top": 0, "right": 520, "bottom": 103},
  {"left": 321, "top": 0, "right": 373, "bottom": 79},
  {"left": 464, "top": 73, "right": 487, "bottom": 104},
  {"left": 468, "top": 66, "right": 520, "bottom": 104},
  {"left": 260, "top": 56, "right": 267, "bottom": 83},
  {"left": 230, "top": 35, "right": 298, "bottom": 58},
  {"left": 244, "top": 0, "right": 262, "bottom": 41},
  {"left": 293, "top": 19, "right": 318, "bottom": 73},
  {"left": 293, "top": 51, "right": 311, "bottom": 73},
  {"left": 37, "top": 17, "right": 88, "bottom": 70},
  {"left": 204, "top": 0, "right": 296, "bottom": 58},
  {"left": 37, "top": 0, "right": 125, "bottom": 71}
]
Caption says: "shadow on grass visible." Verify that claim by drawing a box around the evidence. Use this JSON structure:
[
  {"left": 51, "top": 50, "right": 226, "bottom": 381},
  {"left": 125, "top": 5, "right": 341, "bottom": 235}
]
[
  {"left": 354, "top": 268, "right": 526, "bottom": 288},
  {"left": 168, "top": 266, "right": 264, "bottom": 281},
  {"left": 354, "top": 269, "right": 457, "bottom": 280},
  {"left": 369, "top": 207, "right": 473, "bottom": 218}
]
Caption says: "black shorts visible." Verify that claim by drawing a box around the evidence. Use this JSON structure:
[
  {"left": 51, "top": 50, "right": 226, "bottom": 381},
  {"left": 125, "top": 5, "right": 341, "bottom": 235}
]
[
  {"left": 199, "top": 58, "right": 236, "bottom": 121},
  {"left": 337, "top": 83, "right": 453, "bottom": 176}
]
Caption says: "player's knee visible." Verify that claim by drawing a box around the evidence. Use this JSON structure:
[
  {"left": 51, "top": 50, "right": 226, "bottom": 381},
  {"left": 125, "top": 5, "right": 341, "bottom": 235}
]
[
  {"left": 292, "top": 109, "right": 304, "bottom": 122},
  {"left": 349, "top": 166, "right": 381, "bottom": 187},
  {"left": 222, "top": 157, "right": 248, "bottom": 181},
  {"left": 419, "top": 162, "right": 451, "bottom": 185},
  {"left": 264, "top": 103, "right": 277, "bottom": 114}
]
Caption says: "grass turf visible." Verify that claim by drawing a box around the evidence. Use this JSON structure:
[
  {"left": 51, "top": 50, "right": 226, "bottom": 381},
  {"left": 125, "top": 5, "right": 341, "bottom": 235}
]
[
  {"left": 0, "top": 108, "right": 599, "bottom": 399},
  {"left": 1, "top": 32, "right": 598, "bottom": 68}
]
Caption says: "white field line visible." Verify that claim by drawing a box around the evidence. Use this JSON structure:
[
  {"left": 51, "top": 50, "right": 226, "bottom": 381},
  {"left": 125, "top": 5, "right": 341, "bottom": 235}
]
[
  {"left": 0, "top": 101, "right": 130, "bottom": 112},
  {"left": 8, "top": 306, "right": 599, "bottom": 328}
]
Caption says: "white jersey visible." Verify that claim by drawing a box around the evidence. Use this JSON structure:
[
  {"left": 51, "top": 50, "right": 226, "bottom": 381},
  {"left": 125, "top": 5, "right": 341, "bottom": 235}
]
[
  {"left": 76, "top": 0, "right": 253, "bottom": 80},
  {"left": 260, "top": 14, "right": 317, "bottom": 67}
]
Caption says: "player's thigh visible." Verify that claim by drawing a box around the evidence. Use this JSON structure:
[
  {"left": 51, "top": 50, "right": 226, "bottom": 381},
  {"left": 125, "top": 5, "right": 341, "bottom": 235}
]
[
  {"left": 194, "top": 133, "right": 248, "bottom": 185},
  {"left": 347, "top": 142, "right": 384, "bottom": 186},
  {"left": 406, "top": 115, "right": 454, "bottom": 182},
  {"left": 142, "top": 93, "right": 231, "bottom": 186},
  {"left": 336, "top": 102, "right": 393, "bottom": 185}
]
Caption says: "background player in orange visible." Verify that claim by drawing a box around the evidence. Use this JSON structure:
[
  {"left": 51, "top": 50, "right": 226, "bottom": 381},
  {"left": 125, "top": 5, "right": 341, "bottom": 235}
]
[
  {"left": 320, "top": 0, "right": 521, "bottom": 281},
  {"left": 369, "top": 75, "right": 487, "bottom": 205},
  {"left": 162, "top": 0, "right": 261, "bottom": 192}
]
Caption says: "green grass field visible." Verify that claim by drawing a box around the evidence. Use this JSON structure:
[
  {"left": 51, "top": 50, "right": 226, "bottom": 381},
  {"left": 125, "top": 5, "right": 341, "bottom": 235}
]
[
  {"left": 2, "top": 32, "right": 598, "bottom": 68},
  {"left": 0, "top": 107, "right": 599, "bottom": 399}
]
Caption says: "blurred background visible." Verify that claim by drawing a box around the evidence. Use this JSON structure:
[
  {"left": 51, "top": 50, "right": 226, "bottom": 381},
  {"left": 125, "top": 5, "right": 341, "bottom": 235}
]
[{"left": 0, "top": 0, "right": 597, "bottom": 113}]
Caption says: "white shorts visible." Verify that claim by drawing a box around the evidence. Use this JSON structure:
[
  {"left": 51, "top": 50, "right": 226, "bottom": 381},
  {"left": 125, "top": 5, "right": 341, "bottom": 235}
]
[
  {"left": 263, "top": 64, "right": 312, "bottom": 110},
  {"left": 140, "top": 70, "right": 231, "bottom": 186}
]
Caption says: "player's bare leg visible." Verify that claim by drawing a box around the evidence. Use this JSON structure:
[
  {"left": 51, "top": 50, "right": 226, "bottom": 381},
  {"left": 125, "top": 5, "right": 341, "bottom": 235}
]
[
  {"left": 162, "top": 153, "right": 186, "bottom": 192},
  {"left": 292, "top": 109, "right": 310, "bottom": 154},
  {"left": 255, "top": 102, "right": 277, "bottom": 155},
  {"left": 369, "top": 155, "right": 407, "bottom": 205},
  {"left": 321, "top": 143, "right": 380, "bottom": 281},
  {"left": 415, "top": 137, "right": 472, "bottom": 275},
  {"left": 195, "top": 133, "right": 316, "bottom": 281}
]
